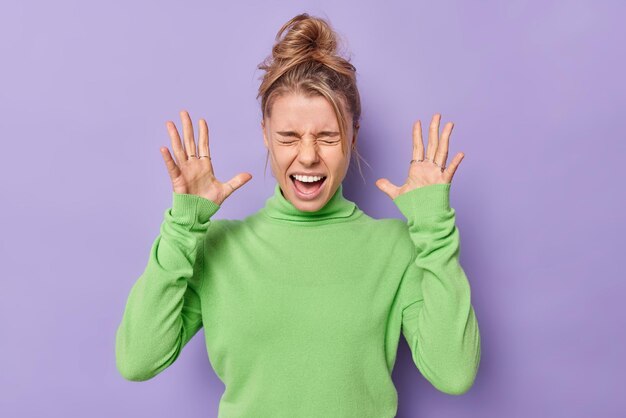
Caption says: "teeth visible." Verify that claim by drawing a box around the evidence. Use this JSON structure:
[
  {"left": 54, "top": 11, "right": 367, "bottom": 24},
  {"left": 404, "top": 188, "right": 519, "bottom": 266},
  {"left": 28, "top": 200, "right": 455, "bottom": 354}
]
[{"left": 292, "top": 174, "right": 325, "bottom": 183}]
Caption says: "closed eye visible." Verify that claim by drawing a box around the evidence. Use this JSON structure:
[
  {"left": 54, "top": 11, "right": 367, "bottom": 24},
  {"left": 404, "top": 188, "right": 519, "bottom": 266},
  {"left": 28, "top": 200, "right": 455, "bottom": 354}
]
[
  {"left": 277, "top": 140, "right": 339, "bottom": 145},
  {"left": 274, "top": 130, "right": 340, "bottom": 146}
]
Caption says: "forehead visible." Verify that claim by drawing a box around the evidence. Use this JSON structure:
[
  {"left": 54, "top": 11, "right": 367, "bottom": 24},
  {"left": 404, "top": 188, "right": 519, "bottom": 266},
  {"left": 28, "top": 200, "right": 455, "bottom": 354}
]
[{"left": 269, "top": 93, "right": 339, "bottom": 130}]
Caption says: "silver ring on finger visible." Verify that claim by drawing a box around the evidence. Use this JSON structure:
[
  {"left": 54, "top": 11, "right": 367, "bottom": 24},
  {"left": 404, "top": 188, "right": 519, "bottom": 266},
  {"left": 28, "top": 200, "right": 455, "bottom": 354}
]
[
  {"left": 430, "top": 159, "right": 445, "bottom": 171},
  {"left": 410, "top": 158, "right": 445, "bottom": 172}
]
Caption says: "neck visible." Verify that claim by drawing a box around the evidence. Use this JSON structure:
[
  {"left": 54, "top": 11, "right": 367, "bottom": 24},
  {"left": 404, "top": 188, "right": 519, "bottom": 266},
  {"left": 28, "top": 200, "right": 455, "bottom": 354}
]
[{"left": 261, "top": 182, "right": 361, "bottom": 225}]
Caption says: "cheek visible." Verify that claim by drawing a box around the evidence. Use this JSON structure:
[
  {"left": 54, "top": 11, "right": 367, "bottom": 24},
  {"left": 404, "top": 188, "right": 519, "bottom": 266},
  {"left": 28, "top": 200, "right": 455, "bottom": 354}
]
[
  {"left": 324, "top": 150, "right": 349, "bottom": 171},
  {"left": 270, "top": 150, "right": 292, "bottom": 171}
]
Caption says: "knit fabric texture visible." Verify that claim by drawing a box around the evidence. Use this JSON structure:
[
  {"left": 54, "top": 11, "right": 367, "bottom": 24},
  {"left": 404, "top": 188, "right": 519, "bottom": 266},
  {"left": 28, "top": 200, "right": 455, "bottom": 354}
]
[{"left": 116, "top": 182, "right": 481, "bottom": 418}]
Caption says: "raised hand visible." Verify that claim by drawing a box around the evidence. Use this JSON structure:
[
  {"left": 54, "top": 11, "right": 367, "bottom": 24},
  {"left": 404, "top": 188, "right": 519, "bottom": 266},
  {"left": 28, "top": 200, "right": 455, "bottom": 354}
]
[
  {"left": 160, "top": 110, "right": 253, "bottom": 206},
  {"left": 375, "top": 113, "right": 464, "bottom": 200}
]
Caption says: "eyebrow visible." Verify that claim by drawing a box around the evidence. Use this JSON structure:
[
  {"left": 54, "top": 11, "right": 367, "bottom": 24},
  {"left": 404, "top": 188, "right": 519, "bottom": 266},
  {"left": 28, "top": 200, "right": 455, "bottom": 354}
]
[{"left": 276, "top": 130, "right": 340, "bottom": 137}]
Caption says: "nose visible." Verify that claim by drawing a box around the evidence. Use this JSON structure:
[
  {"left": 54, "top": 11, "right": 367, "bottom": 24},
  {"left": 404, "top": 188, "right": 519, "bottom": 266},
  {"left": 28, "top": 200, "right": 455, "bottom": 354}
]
[{"left": 297, "top": 138, "right": 320, "bottom": 165}]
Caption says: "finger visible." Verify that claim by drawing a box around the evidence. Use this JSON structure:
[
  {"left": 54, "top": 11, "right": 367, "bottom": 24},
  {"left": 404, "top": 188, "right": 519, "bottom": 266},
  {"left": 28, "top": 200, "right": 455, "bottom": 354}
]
[
  {"left": 444, "top": 152, "right": 464, "bottom": 182},
  {"left": 198, "top": 118, "right": 214, "bottom": 172},
  {"left": 180, "top": 110, "right": 197, "bottom": 158},
  {"left": 435, "top": 121, "right": 453, "bottom": 168},
  {"left": 160, "top": 146, "right": 182, "bottom": 180},
  {"left": 412, "top": 120, "right": 424, "bottom": 162},
  {"left": 166, "top": 121, "right": 186, "bottom": 166},
  {"left": 426, "top": 113, "right": 441, "bottom": 161},
  {"left": 225, "top": 173, "right": 253, "bottom": 194},
  {"left": 375, "top": 178, "right": 399, "bottom": 200}
]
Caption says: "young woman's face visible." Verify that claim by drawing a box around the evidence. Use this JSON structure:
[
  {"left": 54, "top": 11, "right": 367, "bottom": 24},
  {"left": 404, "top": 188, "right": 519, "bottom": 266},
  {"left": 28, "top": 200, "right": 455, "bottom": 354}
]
[{"left": 262, "top": 92, "right": 354, "bottom": 212}]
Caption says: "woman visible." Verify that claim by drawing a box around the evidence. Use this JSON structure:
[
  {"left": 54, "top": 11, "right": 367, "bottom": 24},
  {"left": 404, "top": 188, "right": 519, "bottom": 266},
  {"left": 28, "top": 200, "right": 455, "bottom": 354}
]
[{"left": 116, "top": 13, "right": 481, "bottom": 418}]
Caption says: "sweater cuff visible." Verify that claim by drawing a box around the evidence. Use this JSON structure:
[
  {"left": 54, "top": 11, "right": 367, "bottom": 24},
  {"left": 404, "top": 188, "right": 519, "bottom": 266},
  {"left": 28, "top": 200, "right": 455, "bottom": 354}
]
[
  {"left": 392, "top": 183, "right": 451, "bottom": 220},
  {"left": 171, "top": 192, "right": 221, "bottom": 227}
]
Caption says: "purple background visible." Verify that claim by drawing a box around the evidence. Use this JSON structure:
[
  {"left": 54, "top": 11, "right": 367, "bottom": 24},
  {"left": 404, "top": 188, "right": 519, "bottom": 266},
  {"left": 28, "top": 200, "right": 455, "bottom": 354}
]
[{"left": 1, "top": 1, "right": 623, "bottom": 417}]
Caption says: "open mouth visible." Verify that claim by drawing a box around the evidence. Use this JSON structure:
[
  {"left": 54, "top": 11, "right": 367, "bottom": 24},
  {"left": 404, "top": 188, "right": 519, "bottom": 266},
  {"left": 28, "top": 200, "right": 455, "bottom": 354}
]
[{"left": 290, "top": 175, "right": 327, "bottom": 196}]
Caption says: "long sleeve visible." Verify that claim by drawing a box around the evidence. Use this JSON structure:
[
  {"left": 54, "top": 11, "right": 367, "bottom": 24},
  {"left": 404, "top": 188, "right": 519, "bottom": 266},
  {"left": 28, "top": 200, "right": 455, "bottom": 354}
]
[
  {"left": 115, "top": 192, "right": 220, "bottom": 381},
  {"left": 393, "top": 183, "right": 481, "bottom": 395}
]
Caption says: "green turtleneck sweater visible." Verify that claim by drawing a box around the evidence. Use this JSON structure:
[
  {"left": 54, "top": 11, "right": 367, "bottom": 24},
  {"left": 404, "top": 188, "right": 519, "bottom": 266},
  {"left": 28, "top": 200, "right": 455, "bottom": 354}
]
[{"left": 115, "top": 182, "right": 481, "bottom": 418}]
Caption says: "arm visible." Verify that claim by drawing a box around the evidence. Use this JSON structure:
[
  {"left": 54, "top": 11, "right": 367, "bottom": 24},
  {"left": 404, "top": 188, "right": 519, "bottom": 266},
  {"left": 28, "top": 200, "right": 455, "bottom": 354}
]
[
  {"left": 115, "top": 192, "right": 220, "bottom": 381},
  {"left": 393, "top": 183, "right": 481, "bottom": 395}
]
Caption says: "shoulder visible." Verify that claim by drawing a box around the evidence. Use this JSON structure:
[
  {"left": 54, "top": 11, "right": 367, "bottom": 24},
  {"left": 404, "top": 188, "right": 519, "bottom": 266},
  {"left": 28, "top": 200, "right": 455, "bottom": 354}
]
[
  {"left": 354, "top": 213, "right": 413, "bottom": 250},
  {"left": 205, "top": 217, "right": 246, "bottom": 233},
  {"left": 357, "top": 212, "right": 408, "bottom": 232},
  {"left": 201, "top": 217, "right": 244, "bottom": 244}
]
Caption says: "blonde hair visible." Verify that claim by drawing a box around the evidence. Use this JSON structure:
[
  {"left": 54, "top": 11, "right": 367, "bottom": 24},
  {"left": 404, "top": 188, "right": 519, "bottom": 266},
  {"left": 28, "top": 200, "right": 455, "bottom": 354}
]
[{"left": 256, "top": 13, "right": 370, "bottom": 183}]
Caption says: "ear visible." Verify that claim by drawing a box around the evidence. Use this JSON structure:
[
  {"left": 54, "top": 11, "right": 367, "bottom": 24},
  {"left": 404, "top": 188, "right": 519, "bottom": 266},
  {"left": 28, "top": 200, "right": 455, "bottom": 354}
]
[{"left": 261, "top": 120, "right": 268, "bottom": 149}]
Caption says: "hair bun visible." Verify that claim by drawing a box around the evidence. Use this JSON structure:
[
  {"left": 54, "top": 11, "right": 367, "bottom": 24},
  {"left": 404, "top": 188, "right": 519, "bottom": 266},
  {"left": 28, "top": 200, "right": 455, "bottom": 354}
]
[{"left": 272, "top": 13, "right": 338, "bottom": 62}]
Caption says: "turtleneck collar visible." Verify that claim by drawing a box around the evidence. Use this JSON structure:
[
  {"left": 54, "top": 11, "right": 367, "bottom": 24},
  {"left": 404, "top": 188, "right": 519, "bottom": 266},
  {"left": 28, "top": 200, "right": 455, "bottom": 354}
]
[{"left": 260, "top": 182, "right": 361, "bottom": 225}]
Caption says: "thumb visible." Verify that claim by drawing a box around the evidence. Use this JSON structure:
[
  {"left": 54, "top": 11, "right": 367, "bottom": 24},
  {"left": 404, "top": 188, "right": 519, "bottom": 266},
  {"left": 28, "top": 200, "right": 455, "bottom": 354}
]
[
  {"left": 226, "top": 172, "right": 253, "bottom": 194},
  {"left": 375, "top": 178, "right": 398, "bottom": 200}
]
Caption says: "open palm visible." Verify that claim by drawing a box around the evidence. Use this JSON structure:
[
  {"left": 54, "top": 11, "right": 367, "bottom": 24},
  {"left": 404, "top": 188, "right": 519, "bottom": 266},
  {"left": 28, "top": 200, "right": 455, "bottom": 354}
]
[
  {"left": 376, "top": 113, "right": 464, "bottom": 200},
  {"left": 160, "top": 110, "right": 252, "bottom": 205}
]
